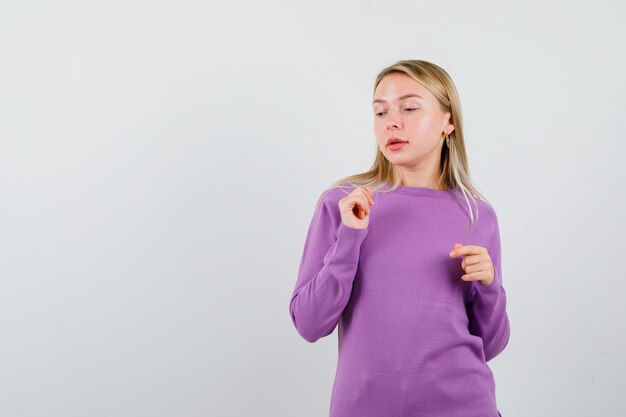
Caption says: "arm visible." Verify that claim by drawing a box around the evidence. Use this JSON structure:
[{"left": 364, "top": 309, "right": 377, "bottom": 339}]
[
  {"left": 289, "top": 191, "right": 369, "bottom": 343},
  {"left": 467, "top": 211, "right": 511, "bottom": 362}
]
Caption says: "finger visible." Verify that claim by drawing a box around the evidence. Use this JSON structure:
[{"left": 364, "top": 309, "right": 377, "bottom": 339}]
[
  {"left": 449, "top": 243, "right": 464, "bottom": 257},
  {"left": 460, "top": 270, "right": 488, "bottom": 281},
  {"left": 353, "top": 204, "right": 364, "bottom": 218},
  {"left": 450, "top": 244, "right": 481, "bottom": 258},
  {"left": 354, "top": 193, "right": 371, "bottom": 211},
  {"left": 461, "top": 261, "right": 489, "bottom": 274},
  {"left": 353, "top": 204, "right": 365, "bottom": 219},
  {"left": 360, "top": 187, "right": 375, "bottom": 205},
  {"left": 352, "top": 195, "right": 370, "bottom": 218},
  {"left": 461, "top": 254, "right": 483, "bottom": 268}
]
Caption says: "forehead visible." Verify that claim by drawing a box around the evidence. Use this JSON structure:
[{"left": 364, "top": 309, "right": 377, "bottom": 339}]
[{"left": 373, "top": 73, "right": 433, "bottom": 104}]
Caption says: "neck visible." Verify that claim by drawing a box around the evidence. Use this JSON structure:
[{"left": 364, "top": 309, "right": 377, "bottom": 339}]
[{"left": 399, "top": 172, "right": 446, "bottom": 190}]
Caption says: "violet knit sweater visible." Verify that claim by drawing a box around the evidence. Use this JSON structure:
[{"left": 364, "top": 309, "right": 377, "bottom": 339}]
[{"left": 289, "top": 184, "right": 510, "bottom": 417}]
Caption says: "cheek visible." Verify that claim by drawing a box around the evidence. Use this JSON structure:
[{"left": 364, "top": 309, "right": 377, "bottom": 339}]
[
  {"left": 407, "top": 118, "right": 428, "bottom": 132},
  {"left": 374, "top": 124, "right": 386, "bottom": 141}
]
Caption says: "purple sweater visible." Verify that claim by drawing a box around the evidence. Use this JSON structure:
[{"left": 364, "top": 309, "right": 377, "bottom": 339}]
[{"left": 289, "top": 184, "right": 510, "bottom": 417}]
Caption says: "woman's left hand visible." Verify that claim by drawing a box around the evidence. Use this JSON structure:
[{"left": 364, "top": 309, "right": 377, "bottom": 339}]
[{"left": 449, "top": 243, "right": 495, "bottom": 286}]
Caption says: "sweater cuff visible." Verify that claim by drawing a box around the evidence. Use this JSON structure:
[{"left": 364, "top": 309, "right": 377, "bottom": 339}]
[{"left": 330, "top": 222, "right": 369, "bottom": 264}]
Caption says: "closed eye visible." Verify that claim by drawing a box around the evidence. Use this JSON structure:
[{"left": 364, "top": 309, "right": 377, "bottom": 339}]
[{"left": 375, "top": 108, "right": 417, "bottom": 117}]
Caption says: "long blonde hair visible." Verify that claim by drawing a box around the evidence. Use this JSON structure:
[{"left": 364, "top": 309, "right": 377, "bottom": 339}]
[{"left": 329, "top": 59, "right": 492, "bottom": 232}]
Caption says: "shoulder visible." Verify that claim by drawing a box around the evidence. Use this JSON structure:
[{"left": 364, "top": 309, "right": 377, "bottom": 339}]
[
  {"left": 312, "top": 184, "right": 359, "bottom": 226},
  {"left": 451, "top": 190, "right": 499, "bottom": 238},
  {"left": 472, "top": 196, "right": 499, "bottom": 242},
  {"left": 316, "top": 184, "right": 356, "bottom": 206},
  {"left": 306, "top": 186, "right": 354, "bottom": 238},
  {"left": 475, "top": 197, "right": 498, "bottom": 223}
]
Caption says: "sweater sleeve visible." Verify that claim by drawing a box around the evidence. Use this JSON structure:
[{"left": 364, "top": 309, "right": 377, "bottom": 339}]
[
  {"left": 289, "top": 191, "right": 369, "bottom": 343},
  {"left": 466, "top": 210, "right": 511, "bottom": 362}
]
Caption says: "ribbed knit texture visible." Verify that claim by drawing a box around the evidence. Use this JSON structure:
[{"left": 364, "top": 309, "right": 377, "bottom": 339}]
[{"left": 289, "top": 185, "right": 510, "bottom": 417}]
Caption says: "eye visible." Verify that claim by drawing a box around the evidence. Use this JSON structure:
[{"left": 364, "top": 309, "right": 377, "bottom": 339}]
[{"left": 375, "top": 108, "right": 417, "bottom": 117}]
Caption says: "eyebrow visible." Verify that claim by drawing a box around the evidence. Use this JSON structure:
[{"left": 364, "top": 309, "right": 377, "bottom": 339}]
[{"left": 372, "top": 94, "right": 423, "bottom": 105}]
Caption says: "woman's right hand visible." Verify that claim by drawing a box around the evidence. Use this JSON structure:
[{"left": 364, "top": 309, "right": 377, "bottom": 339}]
[{"left": 339, "top": 186, "right": 375, "bottom": 229}]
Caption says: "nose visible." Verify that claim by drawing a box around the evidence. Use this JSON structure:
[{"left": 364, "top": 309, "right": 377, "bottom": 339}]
[
  {"left": 385, "top": 110, "right": 402, "bottom": 130},
  {"left": 386, "top": 118, "right": 402, "bottom": 130}
]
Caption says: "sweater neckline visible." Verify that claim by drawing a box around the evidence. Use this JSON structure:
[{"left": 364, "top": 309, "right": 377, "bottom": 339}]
[{"left": 391, "top": 185, "right": 456, "bottom": 197}]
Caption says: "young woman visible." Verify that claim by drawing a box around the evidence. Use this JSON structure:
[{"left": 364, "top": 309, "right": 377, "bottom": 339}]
[{"left": 289, "top": 59, "right": 510, "bottom": 417}]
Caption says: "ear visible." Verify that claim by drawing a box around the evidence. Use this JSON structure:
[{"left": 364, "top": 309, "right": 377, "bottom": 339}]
[
  {"left": 443, "top": 113, "right": 455, "bottom": 135},
  {"left": 444, "top": 124, "right": 455, "bottom": 136}
]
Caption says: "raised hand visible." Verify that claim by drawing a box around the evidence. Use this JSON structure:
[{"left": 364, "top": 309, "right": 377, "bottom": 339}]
[
  {"left": 449, "top": 242, "right": 495, "bottom": 286},
  {"left": 338, "top": 186, "right": 375, "bottom": 229}
]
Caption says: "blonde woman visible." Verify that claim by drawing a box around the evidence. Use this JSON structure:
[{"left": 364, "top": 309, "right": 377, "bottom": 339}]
[{"left": 289, "top": 59, "right": 510, "bottom": 417}]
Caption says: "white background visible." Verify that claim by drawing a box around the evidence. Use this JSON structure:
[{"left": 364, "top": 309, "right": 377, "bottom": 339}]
[{"left": 1, "top": 1, "right": 624, "bottom": 416}]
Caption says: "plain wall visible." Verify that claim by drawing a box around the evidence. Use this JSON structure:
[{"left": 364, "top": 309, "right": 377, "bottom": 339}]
[{"left": 1, "top": 0, "right": 624, "bottom": 416}]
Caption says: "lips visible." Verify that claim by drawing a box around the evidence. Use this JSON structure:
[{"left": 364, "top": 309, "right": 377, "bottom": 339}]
[{"left": 386, "top": 138, "right": 408, "bottom": 146}]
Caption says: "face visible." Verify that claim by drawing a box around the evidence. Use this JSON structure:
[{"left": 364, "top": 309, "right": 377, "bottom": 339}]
[{"left": 373, "top": 73, "right": 454, "bottom": 169}]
